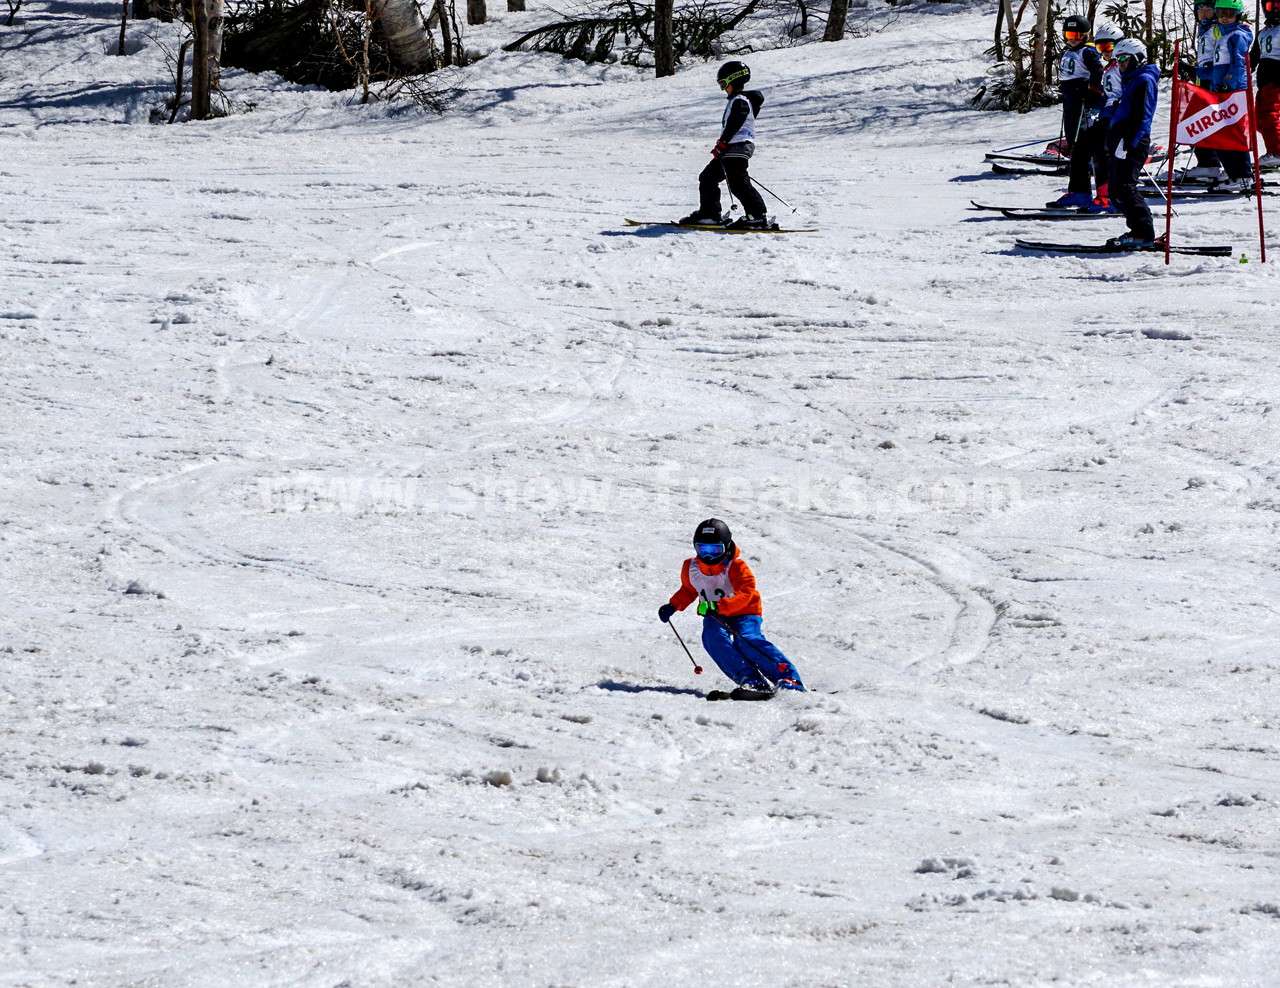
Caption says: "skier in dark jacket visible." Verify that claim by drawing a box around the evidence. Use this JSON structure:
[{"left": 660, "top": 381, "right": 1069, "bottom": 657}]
[
  {"left": 678, "top": 62, "right": 771, "bottom": 231},
  {"left": 1105, "top": 39, "right": 1162, "bottom": 247},
  {"left": 1049, "top": 13, "right": 1107, "bottom": 207}
]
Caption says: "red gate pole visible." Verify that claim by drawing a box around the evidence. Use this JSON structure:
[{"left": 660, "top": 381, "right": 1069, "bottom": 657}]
[
  {"left": 1166, "top": 40, "right": 1182, "bottom": 265},
  {"left": 1245, "top": 55, "right": 1267, "bottom": 262}
]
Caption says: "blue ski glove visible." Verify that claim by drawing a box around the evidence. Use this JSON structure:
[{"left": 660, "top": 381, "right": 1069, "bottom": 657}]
[{"left": 658, "top": 603, "right": 676, "bottom": 623}]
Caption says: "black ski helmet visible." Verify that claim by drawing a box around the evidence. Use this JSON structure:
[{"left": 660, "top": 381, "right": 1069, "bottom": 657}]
[
  {"left": 1062, "top": 12, "right": 1092, "bottom": 36},
  {"left": 716, "top": 61, "right": 751, "bottom": 93},
  {"left": 693, "top": 518, "right": 734, "bottom": 565}
]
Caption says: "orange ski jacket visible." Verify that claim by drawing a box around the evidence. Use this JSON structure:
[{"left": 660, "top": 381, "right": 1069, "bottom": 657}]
[{"left": 667, "top": 545, "right": 763, "bottom": 618}]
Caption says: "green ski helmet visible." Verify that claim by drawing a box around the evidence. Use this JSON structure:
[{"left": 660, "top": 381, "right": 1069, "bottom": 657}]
[{"left": 1214, "top": 0, "right": 1244, "bottom": 11}]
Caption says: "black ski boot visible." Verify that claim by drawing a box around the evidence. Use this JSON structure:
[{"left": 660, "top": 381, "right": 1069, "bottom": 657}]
[
  {"left": 677, "top": 210, "right": 727, "bottom": 226},
  {"left": 725, "top": 214, "right": 774, "bottom": 231}
]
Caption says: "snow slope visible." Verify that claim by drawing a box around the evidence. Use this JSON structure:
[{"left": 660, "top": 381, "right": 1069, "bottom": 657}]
[{"left": 2, "top": 2, "right": 1280, "bottom": 985}]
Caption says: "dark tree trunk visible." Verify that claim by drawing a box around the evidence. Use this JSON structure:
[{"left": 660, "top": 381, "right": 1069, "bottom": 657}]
[
  {"left": 654, "top": 0, "right": 674, "bottom": 76},
  {"left": 823, "top": 0, "right": 848, "bottom": 41},
  {"left": 437, "top": 0, "right": 454, "bottom": 66},
  {"left": 467, "top": 0, "right": 484, "bottom": 25},
  {"left": 132, "top": 0, "right": 178, "bottom": 20},
  {"left": 191, "top": 0, "right": 209, "bottom": 119}
]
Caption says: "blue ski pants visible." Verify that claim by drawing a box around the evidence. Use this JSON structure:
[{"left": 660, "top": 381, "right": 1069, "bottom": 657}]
[{"left": 701, "top": 614, "right": 802, "bottom": 688}]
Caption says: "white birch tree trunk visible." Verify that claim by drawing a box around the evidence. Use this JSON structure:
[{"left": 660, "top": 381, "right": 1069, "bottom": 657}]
[
  {"left": 371, "top": 0, "right": 436, "bottom": 74},
  {"left": 1031, "top": 0, "right": 1050, "bottom": 106}
]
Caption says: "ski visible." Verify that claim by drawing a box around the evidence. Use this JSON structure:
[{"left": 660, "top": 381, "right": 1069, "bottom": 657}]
[
  {"left": 1142, "top": 187, "right": 1278, "bottom": 200},
  {"left": 990, "top": 160, "right": 1070, "bottom": 176},
  {"left": 1000, "top": 208, "right": 1114, "bottom": 220},
  {"left": 625, "top": 219, "right": 818, "bottom": 234},
  {"left": 971, "top": 200, "right": 1075, "bottom": 212},
  {"left": 984, "top": 151, "right": 1071, "bottom": 166},
  {"left": 1014, "top": 238, "right": 1232, "bottom": 257},
  {"left": 980, "top": 189, "right": 1271, "bottom": 211},
  {"left": 987, "top": 148, "right": 1167, "bottom": 165},
  {"left": 707, "top": 687, "right": 777, "bottom": 701}
]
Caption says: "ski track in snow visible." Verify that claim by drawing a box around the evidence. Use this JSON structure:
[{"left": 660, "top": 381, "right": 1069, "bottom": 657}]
[{"left": 3, "top": 1, "right": 1280, "bottom": 986}]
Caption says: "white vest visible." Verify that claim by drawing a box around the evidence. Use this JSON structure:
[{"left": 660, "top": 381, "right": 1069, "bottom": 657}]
[
  {"left": 686, "top": 559, "right": 740, "bottom": 608},
  {"left": 1059, "top": 46, "right": 1094, "bottom": 82},
  {"left": 1198, "top": 24, "right": 1222, "bottom": 68},
  {"left": 1102, "top": 61, "right": 1123, "bottom": 106},
  {"left": 1258, "top": 24, "right": 1280, "bottom": 60},
  {"left": 722, "top": 95, "right": 757, "bottom": 145}
]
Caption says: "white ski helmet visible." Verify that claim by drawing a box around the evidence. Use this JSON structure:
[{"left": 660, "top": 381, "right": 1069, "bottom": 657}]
[
  {"left": 1112, "top": 38, "right": 1148, "bottom": 63},
  {"left": 1094, "top": 24, "right": 1124, "bottom": 42}
]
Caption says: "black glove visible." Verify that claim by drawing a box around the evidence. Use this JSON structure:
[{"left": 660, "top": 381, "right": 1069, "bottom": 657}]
[{"left": 658, "top": 603, "right": 675, "bottom": 623}]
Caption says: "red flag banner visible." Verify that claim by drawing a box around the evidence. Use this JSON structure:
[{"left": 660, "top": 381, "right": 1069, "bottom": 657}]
[{"left": 1172, "top": 80, "right": 1252, "bottom": 151}]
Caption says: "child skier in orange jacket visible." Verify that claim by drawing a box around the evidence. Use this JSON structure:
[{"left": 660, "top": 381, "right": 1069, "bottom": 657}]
[{"left": 658, "top": 518, "right": 804, "bottom": 694}]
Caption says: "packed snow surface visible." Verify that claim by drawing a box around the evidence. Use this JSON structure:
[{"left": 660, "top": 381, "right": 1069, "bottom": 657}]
[{"left": 2, "top": 2, "right": 1280, "bottom": 985}]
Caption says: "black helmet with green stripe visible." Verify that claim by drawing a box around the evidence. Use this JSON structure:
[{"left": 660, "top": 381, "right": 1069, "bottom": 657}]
[{"left": 716, "top": 61, "right": 751, "bottom": 93}]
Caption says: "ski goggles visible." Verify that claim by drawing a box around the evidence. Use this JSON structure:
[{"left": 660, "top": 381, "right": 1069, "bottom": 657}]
[
  {"left": 1096, "top": 40, "right": 1116, "bottom": 52},
  {"left": 694, "top": 542, "right": 727, "bottom": 560},
  {"left": 1063, "top": 29, "right": 1088, "bottom": 40},
  {"left": 718, "top": 69, "right": 749, "bottom": 90}
]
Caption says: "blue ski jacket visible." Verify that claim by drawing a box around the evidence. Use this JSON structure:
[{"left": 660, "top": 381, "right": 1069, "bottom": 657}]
[
  {"left": 1107, "top": 63, "right": 1161, "bottom": 153},
  {"left": 1212, "top": 21, "right": 1253, "bottom": 91}
]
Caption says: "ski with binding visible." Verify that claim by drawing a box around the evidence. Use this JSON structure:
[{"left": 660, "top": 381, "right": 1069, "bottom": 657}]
[
  {"left": 1142, "top": 187, "right": 1278, "bottom": 199},
  {"left": 706, "top": 687, "right": 777, "bottom": 701},
  {"left": 625, "top": 219, "right": 818, "bottom": 233},
  {"left": 1014, "top": 238, "right": 1232, "bottom": 257},
  {"left": 1000, "top": 208, "right": 1113, "bottom": 220},
  {"left": 990, "top": 160, "right": 1069, "bottom": 176}
]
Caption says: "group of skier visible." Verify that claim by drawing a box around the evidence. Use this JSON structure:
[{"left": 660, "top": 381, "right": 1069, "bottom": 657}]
[
  {"left": 1039, "top": 2, "right": 1280, "bottom": 248},
  {"left": 1170, "top": 0, "right": 1280, "bottom": 187},
  {"left": 1044, "top": 16, "right": 1165, "bottom": 247}
]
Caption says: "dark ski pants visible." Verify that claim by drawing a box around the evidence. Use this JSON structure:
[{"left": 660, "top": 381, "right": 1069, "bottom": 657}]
[
  {"left": 1194, "top": 146, "right": 1221, "bottom": 169},
  {"left": 1108, "top": 137, "right": 1155, "bottom": 241},
  {"left": 1069, "top": 119, "right": 1104, "bottom": 195},
  {"left": 701, "top": 614, "right": 801, "bottom": 688},
  {"left": 699, "top": 155, "right": 767, "bottom": 219},
  {"left": 1218, "top": 149, "right": 1253, "bottom": 180}
]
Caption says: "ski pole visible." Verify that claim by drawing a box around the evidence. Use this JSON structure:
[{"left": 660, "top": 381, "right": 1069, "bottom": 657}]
[
  {"left": 704, "top": 611, "right": 778, "bottom": 683},
  {"left": 668, "top": 621, "right": 702, "bottom": 675},
  {"left": 750, "top": 176, "right": 796, "bottom": 213},
  {"left": 720, "top": 159, "right": 740, "bottom": 216},
  {"left": 1141, "top": 164, "right": 1178, "bottom": 217}
]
